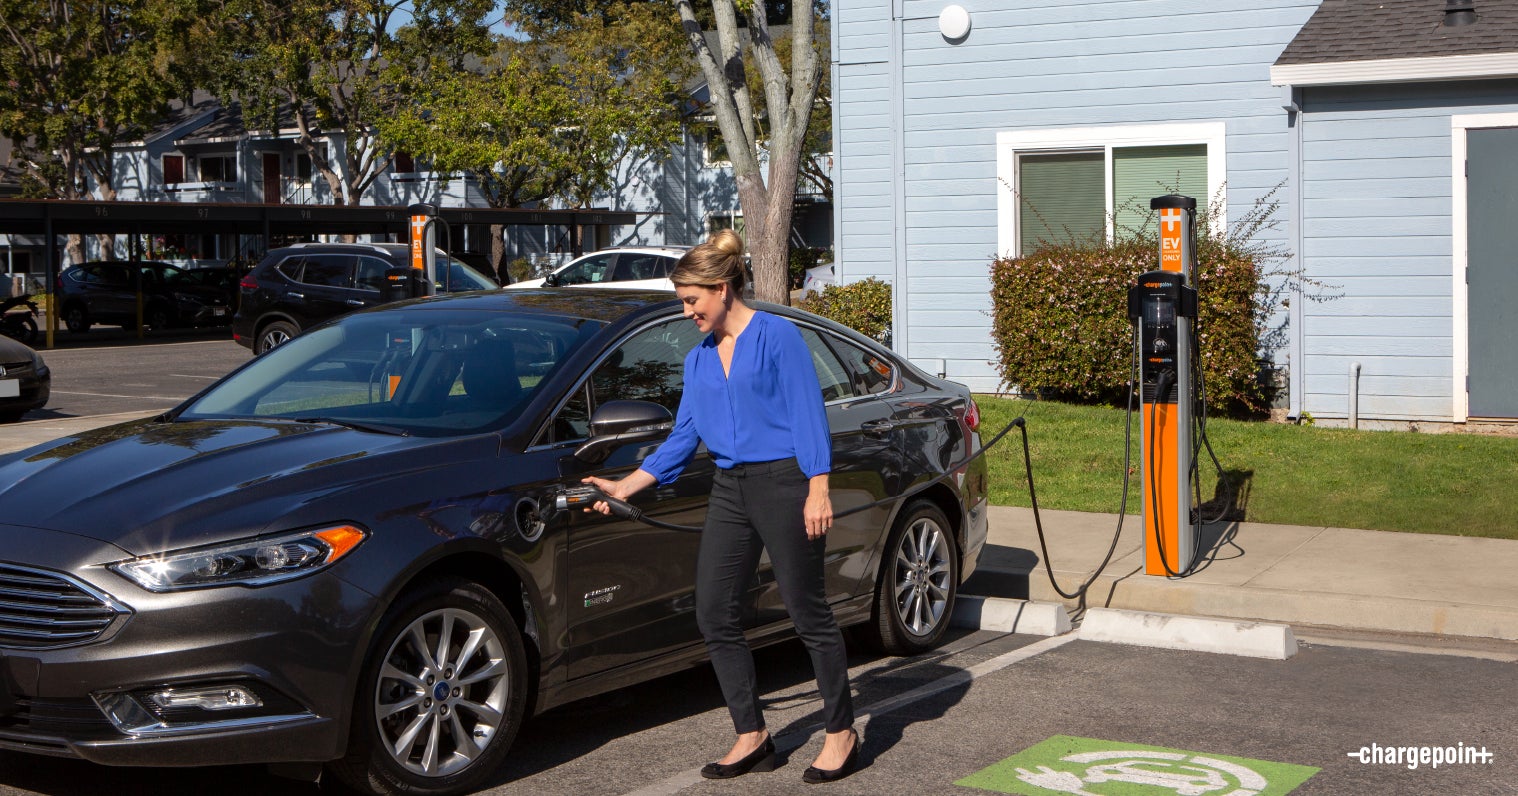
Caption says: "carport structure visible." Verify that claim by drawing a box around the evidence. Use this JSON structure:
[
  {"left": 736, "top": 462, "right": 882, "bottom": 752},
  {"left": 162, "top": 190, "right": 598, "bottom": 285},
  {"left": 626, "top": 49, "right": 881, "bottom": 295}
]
[{"left": 0, "top": 199, "right": 637, "bottom": 347}]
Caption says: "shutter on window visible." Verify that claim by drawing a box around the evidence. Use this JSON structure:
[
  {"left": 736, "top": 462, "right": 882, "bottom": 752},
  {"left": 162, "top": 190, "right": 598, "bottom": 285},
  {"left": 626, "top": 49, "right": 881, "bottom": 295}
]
[
  {"left": 1113, "top": 145, "right": 1207, "bottom": 236},
  {"left": 1018, "top": 152, "right": 1105, "bottom": 256}
]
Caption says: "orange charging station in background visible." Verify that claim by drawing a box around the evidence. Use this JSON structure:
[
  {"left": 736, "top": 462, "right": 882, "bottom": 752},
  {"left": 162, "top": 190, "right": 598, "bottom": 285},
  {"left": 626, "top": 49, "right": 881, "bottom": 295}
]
[{"left": 1131, "top": 195, "right": 1199, "bottom": 576}]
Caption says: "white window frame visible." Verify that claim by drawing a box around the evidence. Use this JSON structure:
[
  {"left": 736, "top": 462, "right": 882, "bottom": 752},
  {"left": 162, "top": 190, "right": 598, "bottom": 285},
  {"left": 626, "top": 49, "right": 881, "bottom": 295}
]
[
  {"left": 1449, "top": 112, "right": 1518, "bottom": 423},
  {"left": 996, "top": 122, "right": 1227, "bottom": 259}
]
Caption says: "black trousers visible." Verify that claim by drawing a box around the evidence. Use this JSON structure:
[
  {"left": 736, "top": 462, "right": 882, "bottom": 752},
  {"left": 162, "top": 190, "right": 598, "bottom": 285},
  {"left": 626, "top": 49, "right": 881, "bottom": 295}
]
[{"left": 696, "top": 457, "right": 855, "bottom": 735}]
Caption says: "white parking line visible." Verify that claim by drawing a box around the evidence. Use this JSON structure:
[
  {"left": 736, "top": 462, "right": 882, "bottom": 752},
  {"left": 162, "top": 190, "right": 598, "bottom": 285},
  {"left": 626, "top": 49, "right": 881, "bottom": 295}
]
[
  {"left": 50, "top": 390, "right": 184, "bottom": 400},
  {"left": 618, "top": 633, "right": 1078, "bottom": 796},
  {"left": 169, "top": 374, "right": 221, "bottom": 379}
]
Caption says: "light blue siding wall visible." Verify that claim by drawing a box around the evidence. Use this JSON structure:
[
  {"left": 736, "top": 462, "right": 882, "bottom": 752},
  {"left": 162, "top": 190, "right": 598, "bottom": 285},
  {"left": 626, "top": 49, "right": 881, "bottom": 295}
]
[
  {"left": 834, "top": 0, "right": 895, "bottom": 285},
  {"left": 1298, "top": 80, "right": 1518, "bottom": 422},
  {"left": 835, "top": 0, "right": 1318, "bottom": 391}
]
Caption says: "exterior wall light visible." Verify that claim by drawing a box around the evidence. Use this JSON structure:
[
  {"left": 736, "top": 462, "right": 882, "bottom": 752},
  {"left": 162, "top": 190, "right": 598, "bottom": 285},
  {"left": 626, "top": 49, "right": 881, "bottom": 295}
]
[{"left": 939, "top": 4, "right": 972, "bottom": 42}]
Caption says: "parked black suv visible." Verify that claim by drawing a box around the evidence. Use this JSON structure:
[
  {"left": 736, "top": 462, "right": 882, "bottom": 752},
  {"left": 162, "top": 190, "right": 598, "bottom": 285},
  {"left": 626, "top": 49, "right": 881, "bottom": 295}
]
[
  {"left": 233, "top": 243, "right": 498, "bottom": 354},
  {"left": 57, "top": 261, "right": 235, "bottom": 333}
]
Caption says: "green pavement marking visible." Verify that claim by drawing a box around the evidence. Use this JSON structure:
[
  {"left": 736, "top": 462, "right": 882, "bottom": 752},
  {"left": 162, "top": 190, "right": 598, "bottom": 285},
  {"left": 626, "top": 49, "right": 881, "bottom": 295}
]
[{"left": 956, "top": 735, "right": 1319, "bottom": 796}]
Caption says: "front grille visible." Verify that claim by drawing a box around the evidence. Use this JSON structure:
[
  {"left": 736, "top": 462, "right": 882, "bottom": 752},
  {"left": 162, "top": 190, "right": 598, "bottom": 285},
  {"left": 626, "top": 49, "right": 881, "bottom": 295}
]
[
  {"left": 0, "top": 361, "right": 32, "bottom": 377},
  {"left": 0, "top": 563, "right": 127, "bottom": 649}
]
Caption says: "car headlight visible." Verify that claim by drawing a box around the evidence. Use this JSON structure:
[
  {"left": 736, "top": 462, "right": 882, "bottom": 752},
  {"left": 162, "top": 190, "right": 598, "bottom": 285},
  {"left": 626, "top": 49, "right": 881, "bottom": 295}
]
[{"left": 110, "top": 525, "right": 367, "bottom": 592}]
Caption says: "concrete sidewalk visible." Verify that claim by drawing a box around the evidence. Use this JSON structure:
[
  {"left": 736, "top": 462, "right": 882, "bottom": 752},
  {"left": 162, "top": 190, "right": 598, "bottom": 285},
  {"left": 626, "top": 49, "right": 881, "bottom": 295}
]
[
  {"left": 966, "top": 505, "right": 1518, "bottom": 643},
  {"left": 7, "top": 415, "right": 1518, "bottom": 643}
]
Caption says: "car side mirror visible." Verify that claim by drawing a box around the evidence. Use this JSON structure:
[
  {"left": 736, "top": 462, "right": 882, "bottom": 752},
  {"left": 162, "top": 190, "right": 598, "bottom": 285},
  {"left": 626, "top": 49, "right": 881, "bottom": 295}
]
[{"left": 573, "top": 400, "right": 674, "bottom": 465}]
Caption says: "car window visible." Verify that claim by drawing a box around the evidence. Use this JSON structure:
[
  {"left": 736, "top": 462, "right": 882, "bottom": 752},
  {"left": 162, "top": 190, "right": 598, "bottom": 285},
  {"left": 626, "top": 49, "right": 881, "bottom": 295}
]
[
  {"left": 355, "top": 256, "right": 391, "bottom": 293},
  {"left": 435, "top": 256, "right": 497, "bottom": 292},
  {"left": 275, "top": 256, "right": 305, "bottom": 281},
  {"left": 555, "top": 253, "right": 615, "bottom": 285},
  {"left": 797, "top": 327, "right": 856, "bottom": 403},
  {"left": 541, "top": 317, "right": 703, "bottom": 444},
  {"left": 612, "top": 254, "right": 667, "bottom": 282},
  {"left": 830, "top": 336, "right": 895, "bottom": 396},
  {"left": 300, "top": 254, "right": 354, "bottom": 288},
  {"left": 88, "top": 265, "right": 129, "bottom": 288},
  {"left": 180, "top": 308, "right": 605, "bottom": 436}
]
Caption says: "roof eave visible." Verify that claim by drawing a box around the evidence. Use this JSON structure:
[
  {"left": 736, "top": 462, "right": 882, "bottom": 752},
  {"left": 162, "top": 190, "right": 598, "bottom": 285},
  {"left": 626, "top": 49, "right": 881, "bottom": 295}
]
[{"left": 1272, "top": 52, "right": 1518, "bottom": 86}]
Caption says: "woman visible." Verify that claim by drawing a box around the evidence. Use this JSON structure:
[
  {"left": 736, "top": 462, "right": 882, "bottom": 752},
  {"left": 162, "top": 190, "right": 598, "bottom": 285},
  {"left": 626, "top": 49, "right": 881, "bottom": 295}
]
[{"left": 583, "top": 230, "right": 859, "bottom": 783}]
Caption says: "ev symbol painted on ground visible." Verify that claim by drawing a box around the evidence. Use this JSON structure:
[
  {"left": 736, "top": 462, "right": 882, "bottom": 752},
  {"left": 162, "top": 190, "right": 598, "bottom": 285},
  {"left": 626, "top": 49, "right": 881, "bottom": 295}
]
[{"left": 957, "top": 736, "right": 1319, "bottom": 796}]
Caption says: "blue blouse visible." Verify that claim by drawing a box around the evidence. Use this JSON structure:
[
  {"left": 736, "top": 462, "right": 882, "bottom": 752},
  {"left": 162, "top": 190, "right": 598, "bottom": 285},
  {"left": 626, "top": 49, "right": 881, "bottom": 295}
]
[{"left": 640, "top": 311, "right": 831, "bottom": 484}]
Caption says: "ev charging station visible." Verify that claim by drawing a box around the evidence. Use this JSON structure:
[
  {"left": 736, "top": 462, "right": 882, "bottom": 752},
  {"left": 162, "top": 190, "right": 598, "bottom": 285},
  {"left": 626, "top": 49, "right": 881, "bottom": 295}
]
[
  {"left": 406, "top": 203, "right": 441, "bottom": 297},
  {"left": 1130, "top": 195, "right": 1201, "bottom": 577}
]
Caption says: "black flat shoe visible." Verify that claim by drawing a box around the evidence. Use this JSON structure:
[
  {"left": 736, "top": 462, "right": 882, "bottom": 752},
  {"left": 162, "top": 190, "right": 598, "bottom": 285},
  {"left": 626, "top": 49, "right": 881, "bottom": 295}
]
[
  {"left": 802, "top": 730, "right": 859, "bottom": 784},
  {"left": 700, "top": 737, "right": 776, "bottom": 779}
]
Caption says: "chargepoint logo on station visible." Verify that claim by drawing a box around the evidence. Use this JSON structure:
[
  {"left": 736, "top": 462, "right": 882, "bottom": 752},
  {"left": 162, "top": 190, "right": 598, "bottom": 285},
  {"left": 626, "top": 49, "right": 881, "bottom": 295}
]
[{"left": 957, "top": 736, "right": 1319, "bottom": 796}]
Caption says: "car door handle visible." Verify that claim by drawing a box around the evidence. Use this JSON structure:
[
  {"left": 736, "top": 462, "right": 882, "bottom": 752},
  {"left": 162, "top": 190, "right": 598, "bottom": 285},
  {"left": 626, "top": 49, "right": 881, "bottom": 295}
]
[
  {"left": 288, "top": 291, "right": 305, "bottom": 299},
  {"left": 346, "top": 299, "right": 365, "bottom": 306},
  {"left": 861, "top": 419, "right": 896, "bottom": 436}
]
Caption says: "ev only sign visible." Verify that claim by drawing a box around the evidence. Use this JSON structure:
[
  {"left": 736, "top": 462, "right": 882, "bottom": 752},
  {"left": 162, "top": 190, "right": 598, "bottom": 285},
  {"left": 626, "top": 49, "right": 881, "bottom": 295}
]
[{"left": 957, "top": 736, "right": 1319, "bottom": 796}]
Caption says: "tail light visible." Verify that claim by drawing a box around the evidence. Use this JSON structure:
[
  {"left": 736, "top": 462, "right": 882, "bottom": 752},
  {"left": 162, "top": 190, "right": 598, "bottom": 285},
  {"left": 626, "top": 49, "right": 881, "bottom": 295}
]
[
  {"left": 956, "top": 397, "right": 981, "bottom": 432},
  {"left": 238, "top": 274, "right": 259, "bottom": 290}
]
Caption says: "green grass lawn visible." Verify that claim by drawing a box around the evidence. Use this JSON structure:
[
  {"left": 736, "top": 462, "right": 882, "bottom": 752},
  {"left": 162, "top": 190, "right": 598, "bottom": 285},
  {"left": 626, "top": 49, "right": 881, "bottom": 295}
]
[{"left": 978, "top": 395, "right": 1518, "bottom": 540}]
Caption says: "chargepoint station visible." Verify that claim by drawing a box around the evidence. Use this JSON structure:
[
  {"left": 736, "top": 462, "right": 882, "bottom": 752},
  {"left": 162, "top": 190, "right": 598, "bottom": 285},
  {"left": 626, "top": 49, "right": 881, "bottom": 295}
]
[
  {"left": 1130, "top": 195, "right": 1202, "bottom": 577},
  {"left": 402, "top": 203, "right": 442, "bottom": 300}
]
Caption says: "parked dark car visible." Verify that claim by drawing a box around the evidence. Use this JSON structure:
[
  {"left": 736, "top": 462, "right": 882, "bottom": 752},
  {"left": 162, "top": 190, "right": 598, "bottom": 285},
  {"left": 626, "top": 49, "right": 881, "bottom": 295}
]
[
  {"left": 178, "top": 267, "right": 242, "bottom": 311},
  {"left": 232, "top": 243, "right": 498, "bottom": 355},
  {"left": 0, "top": 334, "right": 49, "bottom": 422},
  {"left": 0, "top": 289, "right": 987, "bottom": 795},
  {"left": 57, "top": 261, "right": 234, "bottom": 333}
]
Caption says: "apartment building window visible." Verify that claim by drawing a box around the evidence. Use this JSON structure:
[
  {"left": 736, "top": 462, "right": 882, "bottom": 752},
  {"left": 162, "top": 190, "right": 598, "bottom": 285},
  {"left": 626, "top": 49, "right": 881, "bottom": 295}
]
[
  {"left": 997, "top": 123, "right": 1225, "bottom": 258},
  {"left": 162, "top": 154, "right": 185, "bottom": 186},
  {"left": 393, "top": 151, "right": 415, "bottom": 173},
  {"left": 200, "top": 154, "right": 237, "bottom": 183}
]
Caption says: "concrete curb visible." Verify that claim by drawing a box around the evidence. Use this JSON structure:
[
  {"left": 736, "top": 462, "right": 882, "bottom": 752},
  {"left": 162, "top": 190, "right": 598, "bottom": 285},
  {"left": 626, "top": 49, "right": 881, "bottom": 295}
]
[
  {"left": 1079, "top": 607, "right": 1298, "bottom": 660},
  {"left": 951, "top": 595, "right": 1072, "bottom": 636},
  {"left": 1030, "top": 575, "right": 1518, "bottom": 644}
]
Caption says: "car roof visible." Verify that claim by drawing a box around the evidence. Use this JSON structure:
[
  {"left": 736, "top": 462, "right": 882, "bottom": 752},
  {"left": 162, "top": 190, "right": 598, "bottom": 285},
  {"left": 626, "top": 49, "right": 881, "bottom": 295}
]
[
  {"left": 567, "top": 245, "right": 692, "bottom": 258},
  {"left": 397, "top": 287, "right": 682, "bottom": 324}
]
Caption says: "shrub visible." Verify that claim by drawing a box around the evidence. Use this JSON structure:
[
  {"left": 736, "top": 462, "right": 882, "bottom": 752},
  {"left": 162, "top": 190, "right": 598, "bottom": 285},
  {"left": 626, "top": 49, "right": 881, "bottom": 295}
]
[
  {"left": 797, "top": 277, "right": 892, "bottom": 344},
  {"left": 787, "top": 246, "right": 827, "bottom": 289},
  {"left": 990, "top": 193, "right": 1297, "bottom": 414}
]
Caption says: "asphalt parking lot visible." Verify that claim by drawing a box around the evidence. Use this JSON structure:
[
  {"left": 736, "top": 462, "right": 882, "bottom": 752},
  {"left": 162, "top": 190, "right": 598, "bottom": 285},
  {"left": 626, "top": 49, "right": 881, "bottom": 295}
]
[
  {"left": 0, "top": 627, "right": 1514, "bottom": 796},
  {"left": 18, "top": 329, "right": 249, "bottom": 420}
]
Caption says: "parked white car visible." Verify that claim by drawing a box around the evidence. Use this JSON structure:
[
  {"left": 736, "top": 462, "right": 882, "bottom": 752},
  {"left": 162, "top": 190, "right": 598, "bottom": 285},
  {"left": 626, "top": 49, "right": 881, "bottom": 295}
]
[
  {"left": 802, "top": 263, "right": 838, "bottom": 295},
  {"left": 506, "top": 246, "right": 691, "bottom": 292}
]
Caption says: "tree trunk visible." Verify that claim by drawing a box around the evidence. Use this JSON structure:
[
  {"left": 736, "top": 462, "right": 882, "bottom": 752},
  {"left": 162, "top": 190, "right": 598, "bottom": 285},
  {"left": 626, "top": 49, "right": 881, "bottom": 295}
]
[{"left": 490, "top": 223, "right": 506, "bottom": 284}]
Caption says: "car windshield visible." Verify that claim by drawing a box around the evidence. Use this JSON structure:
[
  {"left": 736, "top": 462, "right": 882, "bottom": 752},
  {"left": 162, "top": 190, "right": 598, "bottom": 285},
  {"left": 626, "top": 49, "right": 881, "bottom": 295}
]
[
  {"left": 180, "top": 308, "right": 604, "bottom": 436},
  {"left": 435, "top": 255, "right": 497, "bottom": 292}
]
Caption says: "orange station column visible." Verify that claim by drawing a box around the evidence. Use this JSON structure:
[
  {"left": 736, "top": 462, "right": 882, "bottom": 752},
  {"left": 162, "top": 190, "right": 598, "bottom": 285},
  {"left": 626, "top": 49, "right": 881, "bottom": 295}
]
[{"left": 1140, "top": 195, "right": 1196, "bottom": 576}]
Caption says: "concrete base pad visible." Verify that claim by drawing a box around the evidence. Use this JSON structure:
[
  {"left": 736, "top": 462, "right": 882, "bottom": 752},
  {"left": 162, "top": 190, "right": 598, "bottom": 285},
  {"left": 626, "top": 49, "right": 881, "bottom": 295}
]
[
  {"left": 951, "top": 595, "right": 1072, "bottom": 636},
  {"left": 1079, "top": 607, "right": 1298, "bottom": 659}
]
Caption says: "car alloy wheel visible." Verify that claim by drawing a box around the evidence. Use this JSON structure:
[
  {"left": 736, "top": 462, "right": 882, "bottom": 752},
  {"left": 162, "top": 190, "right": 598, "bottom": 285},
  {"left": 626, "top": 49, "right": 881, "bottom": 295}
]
[
  {"left": 333, "top": 577, "right": 527, "bottom": 796},
  {"left": 375, "top": 607, "right": 511, "bottom": 777},
  {"left": 64, "top": 304, "right": 90, "bottom": 333},
  {"left": 868, "top": 500, "right": 959, "bottom": 655},
  {"left": 255, "top": 320, "right": 299, "bottom": 355}
]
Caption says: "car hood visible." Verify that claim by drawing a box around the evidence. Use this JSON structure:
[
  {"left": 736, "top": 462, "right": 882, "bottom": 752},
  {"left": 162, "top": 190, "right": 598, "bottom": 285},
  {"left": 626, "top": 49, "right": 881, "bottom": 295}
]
[{"left": 0, "top": 418, "right": 487, "bottom": 555}]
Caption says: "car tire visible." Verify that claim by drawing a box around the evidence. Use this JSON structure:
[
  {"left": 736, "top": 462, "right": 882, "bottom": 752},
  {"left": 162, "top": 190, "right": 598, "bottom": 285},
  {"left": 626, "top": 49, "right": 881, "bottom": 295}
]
[
  {"left": 866, "top": 500, "right": 960, "bottom": 655},
  {"left": 146, "top": 305, "right": 173, "bottom": 331},
  {"left": 63, "top": 303, "right": 90, "bottom": 333},
  {"left": 330, "top": 577, "right": 528, "bottom": 796},
  {"left": 255, "top": 320, "right": 299, "bottom": 355}
]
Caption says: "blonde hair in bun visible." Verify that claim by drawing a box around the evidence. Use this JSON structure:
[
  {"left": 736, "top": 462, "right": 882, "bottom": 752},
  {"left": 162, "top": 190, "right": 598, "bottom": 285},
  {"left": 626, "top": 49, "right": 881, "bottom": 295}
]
[{"left": 670, "top": 229, "right": 747, "bottom": 293}]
